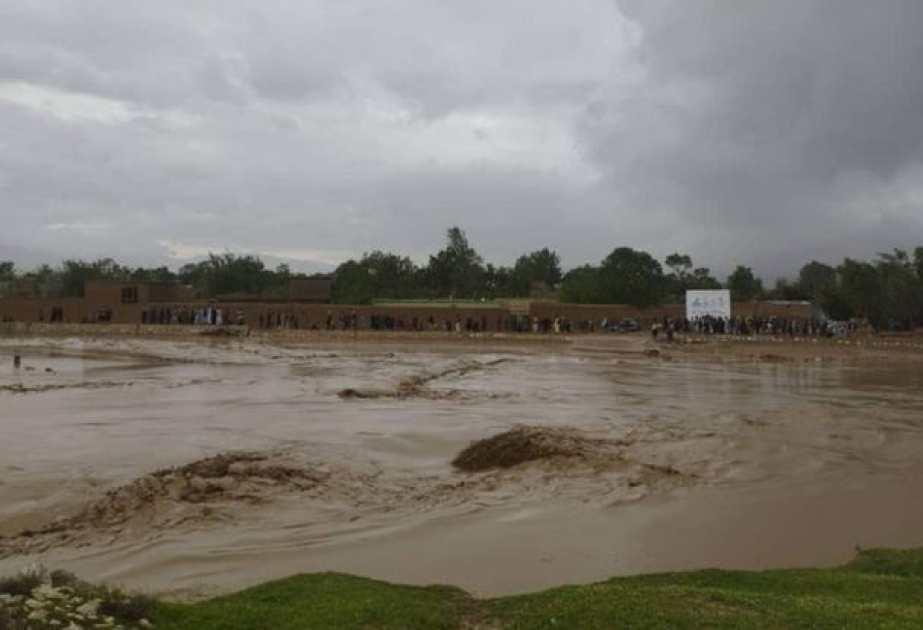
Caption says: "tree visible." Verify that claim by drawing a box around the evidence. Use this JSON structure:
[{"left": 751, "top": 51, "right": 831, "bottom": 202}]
[
  {"left": 664, "top": 253, "right": 693, "bottom": 279},
  {"left": 726, "top": 266, "right": 764, "bottom": 301},
  {"left": 130, "top": 266, "right": 177, "bottom": 283},
  {"left": 598, "top": 247, "right": 665, "bottom": 307},
  {"left": 837, "top": 258, "right": 882, "bottom": 325},
  {"left": 508, "top": 248, "right": 562, "bottom": 297},
  {"left": 663, "top": 252, "right": 696, "bottom": 301},
  {"left": 484, "top": 264, "right": 512, "bottom": 299},
  {"left": 331, "top": 259, "right": 375, "bottom": 304},
  {"left": 178, "top": 252, "right": 269, "bottom": 297},
  {"left": 331, "top": 251, "right": 418, "bottom": 304},
  {"left": 23, "top": 264, "right": 59, "bottom": 297},
  {"left": 425, "top": 227, "right": 485, "bottom": 298},
  {"left": 559, "top": 265, "right": 602, "bottom": 303},
  {"left": 765, "top": 278, "right": 807, "bottom": 301},
  {"left": 875, "top": 249, "right": 922, "bottom": 329},
  {"left": 0, "top": 261, "right": 13, "bottom": 298},
  {"left": 797, "top": 261, "right": 837, "bottom": 302},
  {"left": 58, "top": 258, "right": 130, "bottom": 297},
  {"left": 689, "top": 267, "right": 722, "bottom": 290}
]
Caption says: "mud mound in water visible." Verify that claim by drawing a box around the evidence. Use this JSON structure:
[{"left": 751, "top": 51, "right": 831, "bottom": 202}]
[
  {"left": 0, "top": 452, "right": 332, "bottom": 557},
  {"left": 339, "top": 358, "right": 512, "bottom": 401},
  {"left": 198, "top": 326, "right": 244, "bottom": 337},
  {"left": 80, "top": 453, "right": 329, "bottom": 522},
  {"left": 758, "top": 353, "right": 794, "bottom": 363},
  {"left": 452, "top": 426, "right": 613, "bottom": 472},
  {"left": 0, "top": 381, "right": 130, "bottom": 394}
]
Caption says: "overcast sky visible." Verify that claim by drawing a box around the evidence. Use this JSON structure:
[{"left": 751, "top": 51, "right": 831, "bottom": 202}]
[{"left": 1, "top": 1, "right": 922, "bottom": 280}]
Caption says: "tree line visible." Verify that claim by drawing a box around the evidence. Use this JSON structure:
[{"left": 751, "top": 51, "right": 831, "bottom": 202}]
[{"left": 2, "top": 227, "right": 922, "bottom": 329}]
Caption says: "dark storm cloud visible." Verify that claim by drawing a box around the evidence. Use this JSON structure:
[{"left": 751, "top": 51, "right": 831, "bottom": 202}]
[
  {"left": 590, "top": 0, "right": 923, "bottom": 276},
  {"left": 0, "top": 1, "right": 921, "bottom": 279}
]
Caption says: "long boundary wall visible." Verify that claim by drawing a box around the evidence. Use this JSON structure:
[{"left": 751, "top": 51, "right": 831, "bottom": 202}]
[{"left": 0, "top": 296, "right": 815, "bottom": 331}]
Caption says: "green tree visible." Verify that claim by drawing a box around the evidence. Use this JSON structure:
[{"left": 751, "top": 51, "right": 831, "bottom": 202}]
[
  {"left": 689, "top": 267, "right": 722, "bottom": 290},
  {"left": 508, "top": 248, "right": 562, "bottom": 297},
  {"left": 598, "top": 247, "right": 665, "bottom": 307},
  {"left": 331, "top": 251, "right": 418, "bottom": 304},
  {"left": 331, "top": 259, "right": 374, "bottom": 304},
  {"left": 664, "top": 253, "right": 692, "bottom": 278},
  {"left": 425, "top": 227, "right": 485, "bottom": 298},
  {"left": 178, "top": 252, "right": 270, "bottom": 297},
  {"left": 0, "top": 261, "right": 16, "bottom": 297},
  {"left": 484, "top": 264, "right": 512, "bottom": 299},
  {"left": 559, "top": 265, "right": 602, "bottom": 303},
  {"left": 797, "top": 261, "right": 837, "bottom": 302},
  {"left": 58, "top": 258, "right": 130, "bottom": 297},
  {"left": 726, "top": 266, "right": 764, "bottom": 301},
  {"left": 875, "top": 249, "right": 922, "bottom": 329},
  {"left": 765, "top": 278, "right": 807, "bottom": 301},
  {"left": 23, "top": 264, "right": 60, "bottom": 297},
  {"left": 663, "top": 253, "right": 694, "bottom": 301},
  {"left": 837, "top": 258, "right": 882, "bottom": 325},
  {"left": 0, "top": 261, "right": 13, "bottom": 298},
  {"left": 130, "top": 266, "right": 177, "bottom": 283}
]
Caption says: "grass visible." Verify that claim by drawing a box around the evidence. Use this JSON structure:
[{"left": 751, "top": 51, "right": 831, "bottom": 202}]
[
  {"left": 4, "top": 548, "right": 921, "bottom": 628},
  {"left": 151, "top": 573, "right": 478, "bottom": 630},
  {"left": 141, "top": 548, "right": 923, "bottom": 629}
]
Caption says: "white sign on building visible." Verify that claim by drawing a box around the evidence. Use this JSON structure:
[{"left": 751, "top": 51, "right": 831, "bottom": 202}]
[{"left": 686, "top": 289, "right": 731, "bottom": 319}]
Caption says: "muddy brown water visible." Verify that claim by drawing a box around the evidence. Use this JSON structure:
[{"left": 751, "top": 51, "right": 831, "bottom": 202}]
[{"left": 1, "top": 336, "right": 922, "bottom": 599}]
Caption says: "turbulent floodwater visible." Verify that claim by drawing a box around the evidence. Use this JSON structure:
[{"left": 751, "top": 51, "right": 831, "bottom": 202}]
[{"left": 1, "top": 336, "right": 922, "bottom": 598}]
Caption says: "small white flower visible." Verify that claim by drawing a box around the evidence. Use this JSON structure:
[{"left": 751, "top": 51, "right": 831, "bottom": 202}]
[
  {"left": 20, "top": 562, "right": 45, "bottom": 578},
  {"left": 33, "top": 583, "right": 65, "bottom": 600},
  {"left": 77, "top": 598, "right": 101, "bottom": 617},
  {"left": 28, "top": 608, "right": 48, "bottom": 621}
]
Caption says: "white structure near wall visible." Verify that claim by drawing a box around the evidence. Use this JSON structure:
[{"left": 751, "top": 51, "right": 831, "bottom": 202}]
[{"left": 686, "top": 290, "right": 731, "bottom": 319}]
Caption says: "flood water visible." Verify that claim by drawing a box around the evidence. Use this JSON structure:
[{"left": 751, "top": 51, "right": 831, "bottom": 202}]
[{"left": 1, "top": 336, "right": 922, "bottom": 597}]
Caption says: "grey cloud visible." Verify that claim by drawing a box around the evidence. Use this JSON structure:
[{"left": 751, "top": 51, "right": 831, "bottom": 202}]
[
  {"left": 575, "top": 0, "right": 923, "bottom": 276},
  {"left": 611, "top": 0, "right": 923, "bottom": 180},
  {"left": 1, "top": 1, "right": 922, "bottom": 281}
]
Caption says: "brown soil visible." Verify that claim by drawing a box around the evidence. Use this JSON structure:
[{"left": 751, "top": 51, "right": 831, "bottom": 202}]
[
  {"left": 757, "top": 353, "right": 794, "bottom": 363},
  {"left": 0, "top": 381, "right": 131, "bottom": 394},
  {"left": 198, "top": 327, "right": 245, "bottom": 337},
  {"left": 81, "top": 452, "right": 330, "bottom": 517},
  {"left": 452, "top": 425, "right": 625, "bottom": 472},
  {"left": 0, "top": 452, "right": 332, "bottom": 557},
  {"left": 339, "top": 358, "right": 511, "bottom": 400}
]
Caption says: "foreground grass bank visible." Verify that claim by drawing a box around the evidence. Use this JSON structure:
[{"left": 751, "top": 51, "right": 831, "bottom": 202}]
[
  {"left": 149, "top": 548, "right": 923, "bottom": 629},
  {"left": 4, "top": 548, "right": 922, "bottom": 628}
]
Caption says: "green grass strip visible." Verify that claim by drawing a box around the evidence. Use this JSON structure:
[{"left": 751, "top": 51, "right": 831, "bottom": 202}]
[{"left": 138, "top": 548, "right": 923, "bottom": 629}]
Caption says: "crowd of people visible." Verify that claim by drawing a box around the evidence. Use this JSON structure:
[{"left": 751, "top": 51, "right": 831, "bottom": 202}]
[
  {"left": 140, "top": 305, "right": 245, "bottom": 326},
  {"left": 126, "top": 304, "right": 860, "bottom": 341},
  {"left": 653, "top": 315, "right": 853, "bottom": 338}
]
